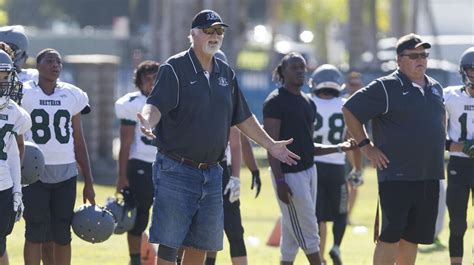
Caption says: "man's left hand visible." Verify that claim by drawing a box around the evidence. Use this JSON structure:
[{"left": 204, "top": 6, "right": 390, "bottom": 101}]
[
  {"left": 251, "top": 170, "right": 261, "bottom": 198},
  {"left": 269, "top": 139, "right": 301, "bottom": 165}
]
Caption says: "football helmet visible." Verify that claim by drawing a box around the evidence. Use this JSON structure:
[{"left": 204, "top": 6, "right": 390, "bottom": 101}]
[
  {"left": 214, "top": 49, "right": 228, "bottom": 62},
  {"left": 21, "top": 141, "right": 45, "bottom": 185},
  {"left": 459, "top": 47, "right": 474, "bottom": 89},
  {"left": 71, "top": 204, "right": 116, "bottom": 243},
  {"left": 0, "top": 25, "right": 29, "bottom": 68},
  {"left": 309, "top": 64, "right": 344, "bottom": 96},
  {"left": 0, "top": 50, "right": 22, "bottom": 109},
  {"left": 105, "top": 188, "right": 137, "bottom": 234}
]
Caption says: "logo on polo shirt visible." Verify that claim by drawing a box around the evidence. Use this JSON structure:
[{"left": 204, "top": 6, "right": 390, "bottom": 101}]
[
  {"left": 217, "top": 77, "right": 228, "bottom": 87},
  {"left": 431, "top": 87, "right": 442, "bottom": 98}
]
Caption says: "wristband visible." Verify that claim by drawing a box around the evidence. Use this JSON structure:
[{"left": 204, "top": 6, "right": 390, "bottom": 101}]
[
  {"left": 357, "top": 138, "right": 371, "bottom": 148},
  {"left": 275, "top": 178, "right": 285, "bottom": 184},
  {"left": 445, "top": 139, "right": 452, "bottom": 151}
]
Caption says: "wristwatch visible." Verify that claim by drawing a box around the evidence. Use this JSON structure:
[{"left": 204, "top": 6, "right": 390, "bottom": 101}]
[{"left": 357, "top": 138, "right": 371, "bottom": 148}]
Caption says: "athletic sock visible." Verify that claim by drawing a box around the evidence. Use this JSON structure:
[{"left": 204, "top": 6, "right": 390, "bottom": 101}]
[
  {"left": 205, "top": 257, "right": 216, "bottom": 265},
  {"left": 130, "top": 253, "right": 141, "bottom": 265}
]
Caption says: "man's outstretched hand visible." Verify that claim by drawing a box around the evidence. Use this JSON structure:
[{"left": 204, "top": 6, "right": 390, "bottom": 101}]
[
  {"left": 268, "top": 139, "right": 300, "bottom": 166},
  {"left": 136, "top": 112, "right": 156, "bottom": 139}
]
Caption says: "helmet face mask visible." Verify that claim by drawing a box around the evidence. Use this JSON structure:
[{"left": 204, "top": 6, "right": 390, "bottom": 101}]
[
  {"left": 105, "top": 188, "right": 137, "bottom": 234},
  {"left": 0, "top": 51, "right": 21, "bottom": 109},
  {"left": 459, "top": 47, "right": 474, "bottom": 90}
]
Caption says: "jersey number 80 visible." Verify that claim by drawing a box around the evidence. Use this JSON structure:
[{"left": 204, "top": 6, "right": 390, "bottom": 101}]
[{"left": 31, "top": 109, "right": 71, "bottom": 144}]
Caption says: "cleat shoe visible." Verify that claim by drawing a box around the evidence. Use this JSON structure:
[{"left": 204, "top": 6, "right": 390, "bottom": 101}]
[{"left": 329, "top": 246, "right": 342, "bottom": 265}]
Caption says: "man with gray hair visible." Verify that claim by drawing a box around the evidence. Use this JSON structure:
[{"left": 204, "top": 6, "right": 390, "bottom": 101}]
[{"left": 138, "top": 9, "right": 300, "bottom": 265}]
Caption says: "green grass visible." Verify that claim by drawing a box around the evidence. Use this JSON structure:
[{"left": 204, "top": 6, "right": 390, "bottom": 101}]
[{"left": 6, "top": 165, "right": 473, "bottom": 264}]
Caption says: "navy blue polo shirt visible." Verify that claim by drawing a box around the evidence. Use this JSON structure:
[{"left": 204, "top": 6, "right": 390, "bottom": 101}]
[
  {"left": 147, "top": 48, "right": 252, "bottom": 163},
  {"left": 344, "top": 70, "right": 446, "bottom": 182}
]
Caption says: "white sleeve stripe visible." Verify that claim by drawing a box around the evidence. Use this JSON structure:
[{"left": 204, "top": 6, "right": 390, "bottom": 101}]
[
  {"left": 162, "top": 63, "right": 180, "bottom": 109},
  {"left": 377, "top": 80, "right": 389, "bottom": 114}
]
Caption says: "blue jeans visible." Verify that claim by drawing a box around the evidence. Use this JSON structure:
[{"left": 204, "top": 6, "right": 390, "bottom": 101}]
[{"left": 149, "top": 152, "right": 224, "bottom": 251}]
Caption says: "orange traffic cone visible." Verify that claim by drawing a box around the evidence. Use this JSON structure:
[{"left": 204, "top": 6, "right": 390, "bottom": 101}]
[
  {"left": 266, "top": 217, "right": 282, "bottom": 247},
  {"left": 141, "top": 232, "right": 157, "bottom": 265}
]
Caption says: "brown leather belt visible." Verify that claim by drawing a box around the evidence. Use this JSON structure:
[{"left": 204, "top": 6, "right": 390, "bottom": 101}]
[{"left": 159, "top": 149, "right": 217, "bottom": 170}]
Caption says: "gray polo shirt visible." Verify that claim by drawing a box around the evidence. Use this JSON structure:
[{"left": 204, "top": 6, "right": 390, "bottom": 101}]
[
  {"left": 344, "top": 70, "right": 446, "bottom": 182},
  {"left": 147, "top": 48, "right": 252, "bottom": 163}
]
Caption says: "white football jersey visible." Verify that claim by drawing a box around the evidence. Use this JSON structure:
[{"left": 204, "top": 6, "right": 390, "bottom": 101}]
[
  {"left": 444, "top": 86, "right": 474, "bottom": 158},
  {"left": 18, "top": 68, "right": 39, "bottom": 83},
  {"left": 22, "top": 81, "right": 89, "bottom": 165},
  {"left": 311, "top": 96, "right": 347, "bottom": 165},
  {"left": 115, "top": 91, "right": 156, "bottom": 163},
  {"left": 0, "top": 100, "right": 32, "bottom": 191}
]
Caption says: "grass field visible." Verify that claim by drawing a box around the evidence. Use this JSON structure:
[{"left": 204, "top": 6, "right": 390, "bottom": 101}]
[{"left": 6, "top": 160, "right": 473, "bottom": 264}]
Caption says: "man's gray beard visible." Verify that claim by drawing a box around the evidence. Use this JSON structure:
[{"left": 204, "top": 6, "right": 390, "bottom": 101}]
[{"left": 204, "top": 42, "right": 221, "bottom": 56}]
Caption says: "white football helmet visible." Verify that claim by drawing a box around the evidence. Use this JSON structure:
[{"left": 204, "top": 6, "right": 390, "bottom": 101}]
[{"left": 0, "top": 25, "right": 29, "bottom": 68}]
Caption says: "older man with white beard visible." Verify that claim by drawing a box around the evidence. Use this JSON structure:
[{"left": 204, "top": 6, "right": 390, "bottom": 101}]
[{"left": 137, "top": 9, "right": 300, "bottom": 265}]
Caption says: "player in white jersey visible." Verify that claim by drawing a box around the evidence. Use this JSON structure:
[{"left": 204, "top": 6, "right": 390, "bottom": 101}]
[
  {"left": 0, "top": 49, "right": 31, "bottom": 265},
  {"left": 444, "top": 47, "right": 474, "bottom": 265},
  {"left": 309, "top": 64, "right": 351, "bottom": 265},
  {"left": 21, "top": 48, "right": 95, "bottom": 265},
  {"left": 115, "top": 60, "right": 159, "bottom": 265}
]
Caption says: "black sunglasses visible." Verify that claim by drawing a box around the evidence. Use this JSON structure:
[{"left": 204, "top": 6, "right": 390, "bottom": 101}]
[
  {"left": 202, "top": 27, "right": 225, "bottom": 36},
  {"left": 400, "top": 52, "right": 429, "bottom": 60}
]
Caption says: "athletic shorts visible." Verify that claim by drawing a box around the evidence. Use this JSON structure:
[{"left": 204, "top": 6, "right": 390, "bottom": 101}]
[
  {"left": 315, "top": 162, "right": 348, "bottom": 222},
  {"left": 378, "top": 180, "right": 439, "bottom": 244},
  {"left": 149, "top": 152, "right": 224, "bottom": 251},
  {"left": 23, "top": 177, "right": 77, "bottom": 245}
]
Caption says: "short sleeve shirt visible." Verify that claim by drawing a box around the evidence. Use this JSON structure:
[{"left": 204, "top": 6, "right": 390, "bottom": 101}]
[
  {"left": 263, "top": 87, "right": 316, "bottom": 173},
  {"left": 115, "top": 91, "right": 156, "bottom": 163},
  {"left": 146, "top": 48, "right": 252, "bottom": 163},
  {"left": 344, "top": 70, "right": 446, "bottom": 182},
  {"left": 22, "top": 81, "right": 89, "bottom": 165},
  {"left": 0, "top": 100, "right": 32, "bottom": 191}
]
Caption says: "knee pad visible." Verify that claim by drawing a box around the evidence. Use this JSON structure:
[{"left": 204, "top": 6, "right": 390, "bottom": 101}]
[
  {"left": 128, "top": 207, "right": 150, "bottom": 236},
  {"left": 157, "top": 244, "right": 178, "bottom": 262},
  {"left": 229, "top": 238, "right": 246, "bottom": 257},
  {"left": 51, "top": 220, "right": 72, "bottom": 245}
]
